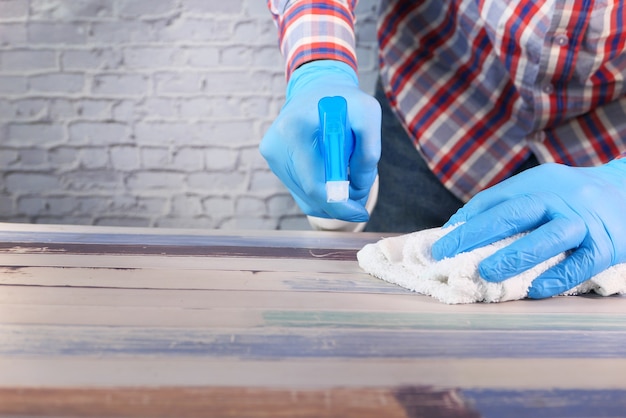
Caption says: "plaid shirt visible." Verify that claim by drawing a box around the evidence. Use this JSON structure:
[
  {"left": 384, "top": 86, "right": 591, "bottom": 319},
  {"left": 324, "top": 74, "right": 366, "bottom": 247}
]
[{"left": 268, "top": 0, "right": 626, "bottom": 201}]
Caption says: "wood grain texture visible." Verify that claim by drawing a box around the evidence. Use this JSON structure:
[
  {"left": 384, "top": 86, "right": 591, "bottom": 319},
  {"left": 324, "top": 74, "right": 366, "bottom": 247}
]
[
  {"left": 0, "top": 386, "right": 486, "bottom": 418},
  {"left": 0, "top": 222, "right": 625, "bottom": 418}
]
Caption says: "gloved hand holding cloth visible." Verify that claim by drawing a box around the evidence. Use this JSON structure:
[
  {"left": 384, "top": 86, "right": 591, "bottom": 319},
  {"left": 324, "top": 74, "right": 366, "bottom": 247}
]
[{"left": 358, "top": 158, "right": 626, "bottom": 303}]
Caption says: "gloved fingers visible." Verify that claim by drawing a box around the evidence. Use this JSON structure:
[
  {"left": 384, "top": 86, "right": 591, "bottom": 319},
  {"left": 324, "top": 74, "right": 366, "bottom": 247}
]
[
  {"left": 432, "top": 194, "right": 551, "bottom": 260},
  {"left": 443, "top": 180, "right": 513, "bottom": 226},
  {"left": 478, "top": 216, "right": 587, "bottom": 282},
  {"left": 287, "top": 177, "right": 370, "bottom": 221},
  {"left": 348, "top": 95, "right": 382, "bottom": 199},
  {"left": 444, "top": 163, "right": 545, "bottom": 227},
  {"left": 527, "top": 238, "right": 606, "bottom": 298}
]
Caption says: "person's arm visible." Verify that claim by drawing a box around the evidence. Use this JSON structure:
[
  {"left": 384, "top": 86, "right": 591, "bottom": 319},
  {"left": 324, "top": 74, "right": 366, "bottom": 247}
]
[
  {"left": 262, "top": 1, "right": 381, "bottom": 222},
  {"left": 267, "top": 0, "right": 359, "bottom": 77},
  {"left": 431, "top": 156, "right": 626, "bottom": 298}
]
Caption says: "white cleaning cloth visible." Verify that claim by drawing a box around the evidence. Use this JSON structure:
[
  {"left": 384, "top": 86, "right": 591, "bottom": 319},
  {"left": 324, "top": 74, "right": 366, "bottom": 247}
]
[{"left": 357, "top": 226, "right": 626, "bottom": 304}]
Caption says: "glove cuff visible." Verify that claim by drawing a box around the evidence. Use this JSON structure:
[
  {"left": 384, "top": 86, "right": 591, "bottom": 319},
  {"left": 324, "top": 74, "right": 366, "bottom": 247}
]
[{"left": 286, "top": 60, "right": 359, "bottom": 101}]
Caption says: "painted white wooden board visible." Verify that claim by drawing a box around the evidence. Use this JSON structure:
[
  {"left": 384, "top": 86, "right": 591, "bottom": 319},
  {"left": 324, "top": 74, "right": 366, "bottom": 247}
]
[{"left": 1, "top": 222, "right": 626, "bottom": 417}]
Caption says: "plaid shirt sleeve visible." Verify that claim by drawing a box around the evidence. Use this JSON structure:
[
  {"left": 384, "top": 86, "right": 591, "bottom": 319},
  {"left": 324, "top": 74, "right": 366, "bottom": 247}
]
[{"left": 267, "top": 0, "right": 358, "bottom": 79}]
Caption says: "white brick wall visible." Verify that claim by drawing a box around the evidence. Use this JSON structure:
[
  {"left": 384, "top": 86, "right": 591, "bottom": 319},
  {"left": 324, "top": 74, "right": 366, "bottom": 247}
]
[{"left": 0, "top": 0, "right": 380, "bottom": 230}]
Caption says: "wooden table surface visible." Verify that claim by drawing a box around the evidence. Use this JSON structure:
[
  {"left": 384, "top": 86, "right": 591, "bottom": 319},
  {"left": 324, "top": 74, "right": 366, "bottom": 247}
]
[{"left": 0, "top": 222, "right": 625, "bottom": 418}]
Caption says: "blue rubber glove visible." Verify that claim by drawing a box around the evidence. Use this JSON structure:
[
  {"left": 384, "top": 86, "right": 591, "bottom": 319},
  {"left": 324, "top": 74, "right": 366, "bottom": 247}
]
[
  {"left": 431, "top": 160, "right": 626, "bottom": 299},
  {"left": 260, "top": 60, "right": 381, "bottom": 222}
]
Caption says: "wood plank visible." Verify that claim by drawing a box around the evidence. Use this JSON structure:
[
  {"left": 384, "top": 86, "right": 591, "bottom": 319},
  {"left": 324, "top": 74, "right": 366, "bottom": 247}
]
[
  {"left": 0, "top": 253, "right": 362, "bottom": 272},
  {"left": 1, "top": 358, "right": 625, "bottom": 389},
  {"left": 1, "top": 324, "right": 624, "bottom": 359},
  {"left": 5, "top": 304, "right": 626, "bottom": 330},
  {"left": 2, "top": 284, "right": 626, "bottom": 314},
  {"left": 0, "top": 266, "right": 406, "bottom": 294},
  {"left": 0, "top": 222, "right": 387, "bottom": 250},
  {"left": 0, "top": 241, "right": 361, "bottom": 260},
  {"left": 0, "top": 386, "right": 484, "bottom": 418}
]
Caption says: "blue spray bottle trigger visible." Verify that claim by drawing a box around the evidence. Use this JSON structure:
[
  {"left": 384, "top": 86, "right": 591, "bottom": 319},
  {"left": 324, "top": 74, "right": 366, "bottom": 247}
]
[{"left": 318, "top": 96, "right": 353, "bottom": 203}]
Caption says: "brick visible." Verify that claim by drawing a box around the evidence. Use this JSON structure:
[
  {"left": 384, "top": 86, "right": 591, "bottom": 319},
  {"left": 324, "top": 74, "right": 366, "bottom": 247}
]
[
  {"left": 182, "top": 0, "right": 241, "bottom": 14},
  {"left": 156, "top": 18, "right": 232, "bottom": 42},
  {"left": 16, "top": 196, "right": 45, "bottom": 215},
  {"left": 0, "top": 149, "right": 19, "bottom": 166},
  {"left": 6, "top": 172, "right": 61, "bottom": 193},
  {"left": 95, "top": 216, "right": 151, "bottom": 227},
  {"left": 180, "top": 97, "right": 242, "bottom": 120},
  {"left": 0, "top": 76, "right": 27, "bottom": 94},
  {"left": 7, "top": 123, "right": 64, "bottom": 146},
  {"left": 278, "top": 215, "right": 309, "bottom": 230},
  {"left": 220, "top": 217, "right": 277, "bottom": 230},
  {"left": 78, "top": 147, "right": 109, "bottom": 169},
  {"left": 237, "top": 146, "right": 267, "bottom": 170},
  {"left": 269, "top": 71, "right": 288, "bottom": 94},
  {"left": 140, "top": 147, "right": 170, "bottom": 169},
  {"left": 241, "top": 96, "right": 272, "bottom": 118},
  {"left": 17, "top": 196, "right": 78, "bottom": 216},
  {"left": 0, "top": 195, "right": 15, "bottom": 215},
  {"left": 79, "top": 195, "right": 128, "bottom": 213},
  {"left": 9, "top": 99, "right": 48, "bottom": 120},
  {"left": 205, "top": 148, "right": 238, "bottom": 171},
  {"left": 89, "top": 21, "right": 156, "bottom": 43},
  {"left": 76, "top": 99, "right": 113, "bottom": 119},
  {"left": 244, "top": 0, "right": 271, "bottom": 17},
  {"left": 61, "top": 170, "right": 124, "bottom": 191},
  {"left": 91, "top": 73, "right": 149, "bottom": 97},
  {"left": 29, "top": 0, "right": 113, "bottom": 19},
  {"left": 48, "top": 146, "right": 79, "bottom": 166},
  {"left": 233, "top": 20, "right": 279, "bottom": 45},
  {"left": 137, "top": 98, "right": 180, "bottom": 119},
  {"left": 186, "top": 47, "right": 219, "bottom": 68},
  {"left": 28, "top": 22, "right": 88, "bottom": 45},
  {"left": 62, "top": 48, "right": 122, "bottom": 70},
  {"left": 203, "top": 70, "right": 272, "bottom": 94},
  {"left": 0, "top": 0, "right": 28, "bottom": 19},
  {"left": 80, "top": 195, "right": 167, "bottom": 216},
  {"left": 69, "top": 122, "right": 129, "bottom": 145},
  {"left": 267, "top": 194, "right": 300, "bottom": 217},
  {"left": 249, "top": 169, "right": 284, "bottom": 191},
  {"left": 188, "top": 172, "right": 246, "bottom": 191},
  {"left": 171, "top": 147, "right": 204, "bottom": 171},
  {"left": 154, "top": 72, "right": 204, "bottom": 95},
  {"left": 112, "top": 98, "right": 179, "bottom": 121},
  {"left": 134, "top": 122, "right": 208, "bottom": 145},
  {"left": 37, "top": 215, "right": 93, "bottom": 225},
  {"left": 0, "top": 23, "right": 26, "bottom": 45},
  {"left": 178, "top": 97, "right": 216, "bottom": 119},
  {"left": 170, "top": 194, "right": 203, "bottom": 217},
  {"left": 29, "top": 73, "right": 85, "bottom": 93},
  {"left": 117, "top": 0, "right": 179, "bottom": 18},
  {"left": 1, "top": 49, "right": 57, "bottom": 72},
  {"left": 18, "top": 148, "right": 48, "bottom": 167},
  {"left": 123, "top": 47, "right": 186, "bottom": 69},
  {"left": 111, "top": 100, "right": 137, "bottom": 121},
  {"left": 157, "top": 217, "right": 214, "bottom": 229},
  {"left": 208, "top": 120, "right": 256, "bottom": 146},
  {"left": 109, "top": 145, "right": 140, "bottom": 170},
  {"left": 49, "top": 98, "right": 112, "bottom": 120},
  {"left": 136, "top": 196, "right": 168, "bottom": 214},
  {"left": 221, "top": 46, "right": 252, "bottom": 66},
  {"left": 202, "top": 196, "right": 234, "bottom": 217},
  {"left": 252, "top": 46, "right": 283, "bottom": 67},
  {"left": 127, "top": 171, "right": 186, "bottom": 190},
  {"left": 235, "top": 196, "right": 265, "bottom": 216}
]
